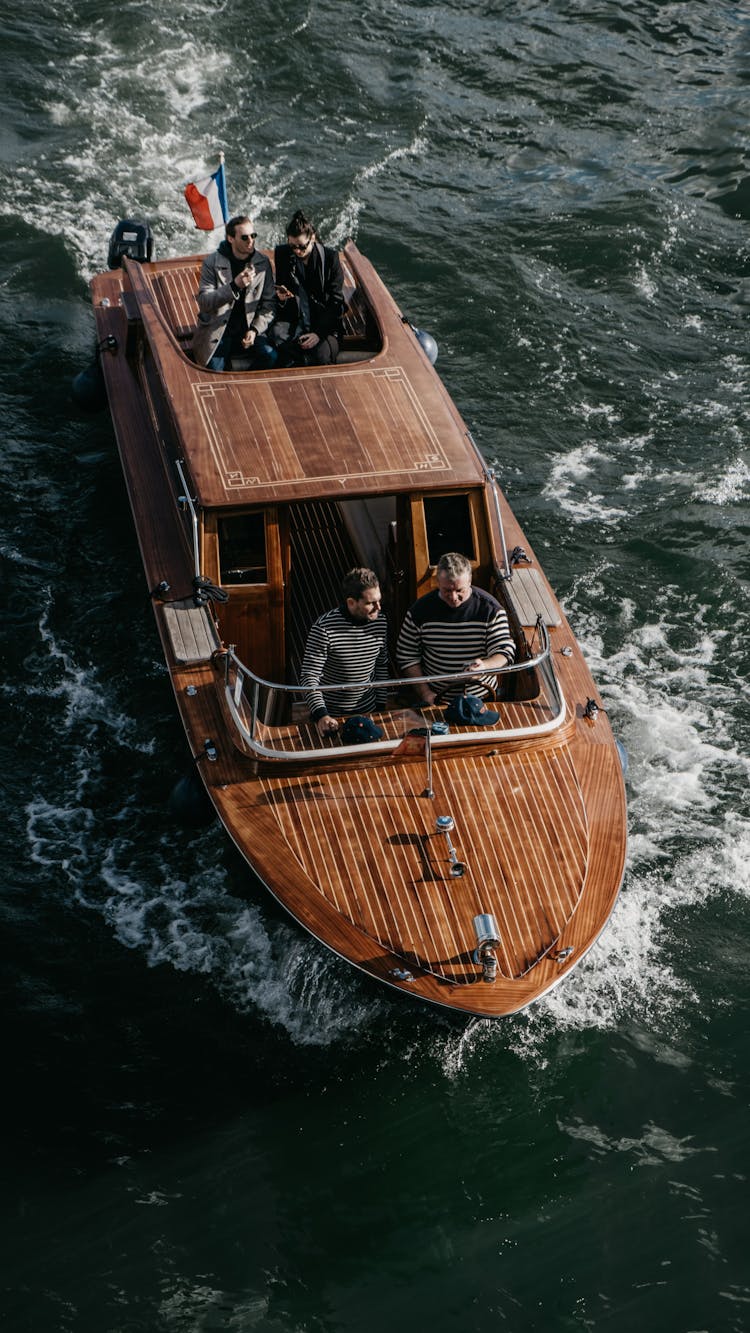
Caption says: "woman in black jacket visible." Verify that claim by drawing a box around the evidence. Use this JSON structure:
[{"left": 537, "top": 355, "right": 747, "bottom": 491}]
[{"left": 272, "top": 209, "right": 345, "bottom": 366}]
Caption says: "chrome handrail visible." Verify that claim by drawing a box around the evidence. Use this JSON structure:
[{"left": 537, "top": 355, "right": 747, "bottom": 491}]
[
  {"left": 218, "top": 623, "right": 566, "bottom": 761},
  {"left": 465, "top": 430, "right": 511, "bottom": 581},
  {"left": 225, "top": 636, "right": 552, "bottom": 698},
  {"left": 174, "top": 458, "right": 201, "bottom": 581},
  {"left": 486, "top": 467, "right": 511, "bottom": 581}
]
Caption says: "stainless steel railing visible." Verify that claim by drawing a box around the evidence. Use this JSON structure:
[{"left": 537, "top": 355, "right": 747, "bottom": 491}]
[{"left": 218, "top": 623, "right": 565, "bottom": 762}]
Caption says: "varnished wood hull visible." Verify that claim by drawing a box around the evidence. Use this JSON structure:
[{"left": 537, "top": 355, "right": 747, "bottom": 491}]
[{"left": 89, "top": 238, "right": 626, "bottom": 1019}]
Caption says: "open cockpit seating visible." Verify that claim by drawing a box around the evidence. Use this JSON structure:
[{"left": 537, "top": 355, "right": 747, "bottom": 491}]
[{"left": 148, "top": 254, "right": 382, "bottom": 363}]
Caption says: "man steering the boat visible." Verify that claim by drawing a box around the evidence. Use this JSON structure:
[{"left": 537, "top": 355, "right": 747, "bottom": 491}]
[
  {"left": 397, "top": 552, "right": 516, "bottom": 711},
  {"left": 192, "top": 215, "right": 277, "bottom": 371},
  {"left": 301, "top": 568, "right": 389, "bottom": 738}
]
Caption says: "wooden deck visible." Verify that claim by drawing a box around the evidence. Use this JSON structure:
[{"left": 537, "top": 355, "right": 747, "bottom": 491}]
[
  {"left": 225, "top": 684, "right": 565, "bottom": 758},
  {"left": 255, "top": 743, "right": 587, "bottom": 983},
  {"left": 150, "top": 646, "right": 624, "bottom": 1017},
  {"left": 122, "top": 250, "right": 488, "bottom": 508}
]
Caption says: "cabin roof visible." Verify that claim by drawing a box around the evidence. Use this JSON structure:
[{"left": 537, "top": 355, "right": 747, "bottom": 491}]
[{"left": 108, "top": 243, "right": 487, "bottom": 509}]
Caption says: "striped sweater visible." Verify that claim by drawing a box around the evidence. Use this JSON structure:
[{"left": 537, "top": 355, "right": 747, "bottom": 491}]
[
  {"left": 301, "top": 606, "right": 389, "bottom": 721},
  {"left": 396, "top": 587, "right": 515, "bottom": 699}
]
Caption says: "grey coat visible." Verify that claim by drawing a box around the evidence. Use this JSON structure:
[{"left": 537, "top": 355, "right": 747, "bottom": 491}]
[{"left": 192, "top": 247, "right": 276, "bottom": 366}]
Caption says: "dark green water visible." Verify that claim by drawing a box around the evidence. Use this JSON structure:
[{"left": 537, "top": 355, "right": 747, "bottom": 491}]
[{"left": 1, "top": 2, "right": 749, "bottom": 1329}]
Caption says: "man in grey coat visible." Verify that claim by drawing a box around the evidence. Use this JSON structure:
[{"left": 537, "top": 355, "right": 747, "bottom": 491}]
[{"left": 192, "top": 215, "right": 276, "bottom": 371}]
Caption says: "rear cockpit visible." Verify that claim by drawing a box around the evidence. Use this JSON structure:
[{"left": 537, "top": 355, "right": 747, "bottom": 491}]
[{"left": 148, "top": 251, "right": 384, "bottom": 367}]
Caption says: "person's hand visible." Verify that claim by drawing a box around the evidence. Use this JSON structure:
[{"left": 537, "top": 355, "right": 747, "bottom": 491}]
[
  {"left": 235, "top": 266, "right": 255, "bottom": 290},
  {"left": 275, "top": 285, "right": 293, "bottom": 302},
  {"left": 464, "top": 658, "right": 485, "bottom": 673},
  {"left": 316, "top": 715, "right": 339, "bottom": 737},
  {"left": 298, "top": 332, "right": 320, "bottom": 350},
  {"left": 241, "top": 329, "right": 257, "bottom": 348}
]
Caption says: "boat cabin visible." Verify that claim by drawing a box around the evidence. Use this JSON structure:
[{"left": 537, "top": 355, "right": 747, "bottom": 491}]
[{"left": 199, "top": 486, "right": 499, "bottom": 686}]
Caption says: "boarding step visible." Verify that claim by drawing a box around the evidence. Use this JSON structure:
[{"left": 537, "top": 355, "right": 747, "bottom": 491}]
[
  {"left": 163, "top": 598, "right": 221, "bottom": 664},
  {"left": 506, "top": 566, "right": 561, "bottom": 627}
]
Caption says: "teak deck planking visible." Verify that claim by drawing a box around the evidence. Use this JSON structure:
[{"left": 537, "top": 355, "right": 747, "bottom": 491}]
[{"left": 89, "top": 240, "right": 627, "bottom": 1018}]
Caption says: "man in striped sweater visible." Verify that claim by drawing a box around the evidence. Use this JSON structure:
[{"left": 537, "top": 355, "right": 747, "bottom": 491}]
[
  {"left": 301, "top": 568, "right": 389, "bottom": 738},
  {"left": 396, "top": 552, "right": 515, "bottom": 711}
]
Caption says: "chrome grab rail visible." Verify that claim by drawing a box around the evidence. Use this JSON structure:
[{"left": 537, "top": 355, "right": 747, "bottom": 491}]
[
  {"left": 174, "top": 458, "right": 201, "bottom": 581},
  {"left": 218, "top": 623, "right": 566, "bottom": 761},
  {"left": 486, "top": 467, "right": 511, "bottom": 582},
  {"left": 465, "top": 431, "right": 511, "bottom": 582}
]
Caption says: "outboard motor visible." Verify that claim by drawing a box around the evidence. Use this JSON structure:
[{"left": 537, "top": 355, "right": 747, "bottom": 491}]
[{"left": 108, "top": 218, "right": 154, "bottom": 269}]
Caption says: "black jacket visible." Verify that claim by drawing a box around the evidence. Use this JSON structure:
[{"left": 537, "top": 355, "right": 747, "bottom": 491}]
[{"left": 274, "top": 241, "right": 345, "bottom": 340}]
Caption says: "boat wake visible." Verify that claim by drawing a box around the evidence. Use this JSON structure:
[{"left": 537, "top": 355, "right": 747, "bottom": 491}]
[
  {"left": 28, "top": 782, "right": 386, "bottom": 1046},
  {"left": 96, "top": 842, "right": 383, "bottom": 1046},
  {"left": 434, "top": 573, "right": 750, "bottom": 1073},
  {"left": 328, "top": 125, "right": 429, "bottom": 247},
  {"left": 1, "top": 18, "right": 292, "bottom": 285}
]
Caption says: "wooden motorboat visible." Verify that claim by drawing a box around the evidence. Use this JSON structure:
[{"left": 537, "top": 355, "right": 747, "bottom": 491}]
[{"left": 87, "top": 223, "right": 627, "bottom": 1019}]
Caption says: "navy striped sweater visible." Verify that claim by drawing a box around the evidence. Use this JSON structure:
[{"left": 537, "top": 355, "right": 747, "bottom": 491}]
[
  {"left": 396, "top": 587, "right": 515, "bottom": 699},
  {"left": 301, "top": 606, "right": 389, "bottom": 721}
]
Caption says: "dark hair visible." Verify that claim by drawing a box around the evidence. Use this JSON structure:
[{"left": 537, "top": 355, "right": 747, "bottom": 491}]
[
  {"left": 226, "top": 215, "right": 252, "bottom": 237},
  {"left": 341, "top": 567, "right": 380, "bottom": 601},
  {"left": 286, "top": 208, "right": 315, "bottom": 241}
]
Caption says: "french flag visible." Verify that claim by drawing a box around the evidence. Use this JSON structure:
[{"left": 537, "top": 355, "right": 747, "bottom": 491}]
[{"left": 184, "top": 161, "right": 229, "bottom": 231}]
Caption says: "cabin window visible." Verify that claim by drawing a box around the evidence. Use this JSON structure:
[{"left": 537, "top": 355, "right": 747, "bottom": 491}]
[
  {"left": 218, "top": 513, "right": 267, "bottom": 584},
  {"left": 424, "top": 494, "right": 475, "bottom": 566}
]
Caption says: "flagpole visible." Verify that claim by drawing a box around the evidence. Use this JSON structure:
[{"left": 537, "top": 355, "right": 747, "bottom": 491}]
[{"left": 216, "top": 152, "right": 228, "bottom": 223}]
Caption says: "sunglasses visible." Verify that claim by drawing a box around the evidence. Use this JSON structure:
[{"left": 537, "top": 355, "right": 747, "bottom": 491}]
[
  {"left": 289, "top": 236, "right": 313, "bottom": 252},
  {"left": 238, "top": 232, "right": 257, "bottom": 241}
]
